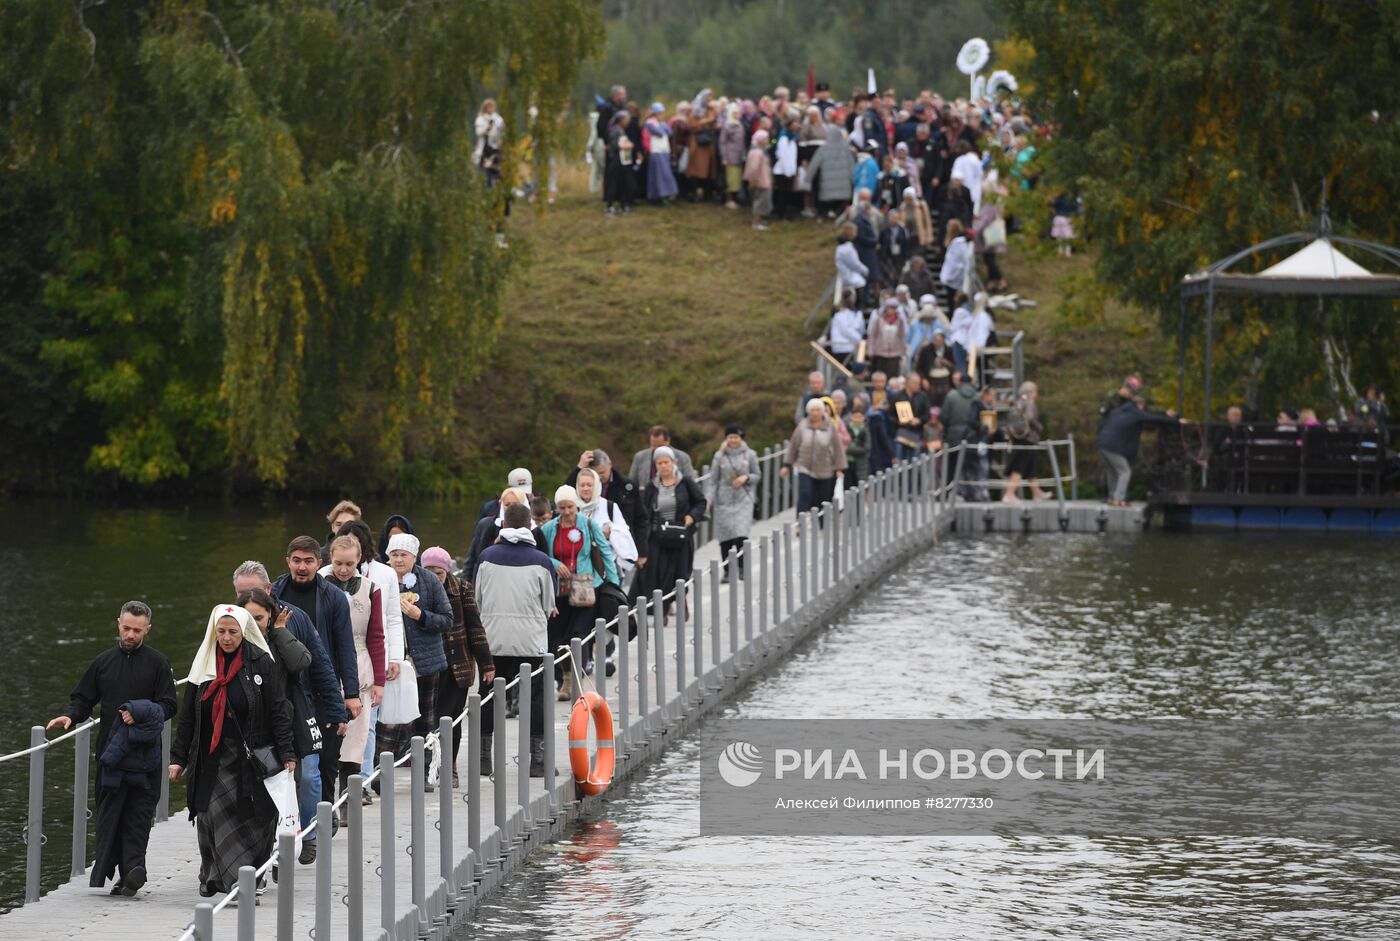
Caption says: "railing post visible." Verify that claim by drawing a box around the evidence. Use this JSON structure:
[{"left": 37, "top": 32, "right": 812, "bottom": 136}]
[
  {"left": 763, "top": 447, "right": 776, "bottom": 519},
  {"left": 593, "top": 617, "right": 608, "bottom": 702},
  {"left": 194, "top": 902, "right": 214, "bottom": 941},
  {"left": 516, "top": 664, "right": 531, "bottom": 834},
  {"left": 237, "top": 865, "right": 257, "bottom": 941},
  {"left": 438, "top": 714, "right": 455, "bottom": 897},
  {"left": 158, "top": 718, "right": 171, "bottom": 823},
  {"left": 278, "top": 828, "right": 298, "bottom": 941},
  {"left": 410, "top": 736, "right": 427, "bottom": 926},
  {"left": 379, "top": 751, "right": 395, "bottom": 941},
  {"left": 833, "top": 499, "right": 843, "bottom": 584},
  {"left": 492, "top": 676, "right": 507, "bottom": 849},
  {"left": 820, "top": 502, "right": 833, "bottom": 594},
  {"left": 637, "top": 595, "right": 650, "bottom": 736},
  {"left": 798, "top": 515, "right": 809, "bottom": 609},
  {"left": 71, "top": 723, "right": 89, "bottom": 878},
  {"left": 758, "top": 533, "right": 769, "bottom": 653},
  {"left": 692, "top": 569, "right": 704, "bottom": 689},
  {"left": 741, "top": 543, "right": 754, "bottom": 662},
  {"left": 674, "top": 579, "right": 688, "bottom": 709},
  {"left": 708, "top": 558, "right": 722, "bottom": 677},
  {"left": 782, "top": 521, "right": 795, "bottom": 625},
  {"left": 651, "top": 589, "right": 667, "bottom": 721},
  {"left": 542, "top": 648, "right": 556, "bottom": 813},
  {"left": 316, "top": 801, "right": 333, "bottom": 941},
  {"left": 467, "top": 692, "right": 482, "bottom": 882},
  {"left": 726, "top": 549, "right": 739, "bottom": 675},
  {"left": 348, "top": 773, "right": 365, "bottom": 941},
  {"left": 616, "top": 605, "right": 630, "bottom": 753},
  {"left": 25, "top": 726, "right": 43, "bottom": 904}
]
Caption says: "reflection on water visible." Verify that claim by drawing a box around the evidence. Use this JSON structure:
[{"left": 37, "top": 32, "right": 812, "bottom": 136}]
[
  {"left": 461, "top": 534, "right": 1400, "bottom": 940},
  {"left": 0, "top": 497, "right": 483, "bottom": 910}
]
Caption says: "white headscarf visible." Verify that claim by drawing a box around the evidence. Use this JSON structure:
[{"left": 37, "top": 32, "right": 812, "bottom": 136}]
[
  {"left": 575, "top": 468, "right": 603, "bottom": 516},
  {"left": 185, "top": 604, "right": 272, "bottom": 685}
]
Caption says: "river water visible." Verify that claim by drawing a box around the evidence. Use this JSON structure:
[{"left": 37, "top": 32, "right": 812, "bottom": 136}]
[{"left": 459, "top": 532, "right": 1400, "bottom": 941}]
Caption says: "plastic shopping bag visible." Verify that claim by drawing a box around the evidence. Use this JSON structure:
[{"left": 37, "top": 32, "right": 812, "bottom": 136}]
[
  {"left": 263, "top": 769, "right": 302, "bottom": 859},
  {"left": 377, "top": 660, "right": 421, "bottom": 726},
  {"left": 834, "top": 473, "right": 845, "bottom": 510}
]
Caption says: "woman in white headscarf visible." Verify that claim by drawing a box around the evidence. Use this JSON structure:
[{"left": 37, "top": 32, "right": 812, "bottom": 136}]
[{"left": 170, "top": 605, "right": 295, "bottom": 897}]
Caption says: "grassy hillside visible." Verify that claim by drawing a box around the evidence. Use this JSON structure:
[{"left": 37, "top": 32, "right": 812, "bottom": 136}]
[
  {"left": 443, "top": 172, "right": 1166, "bottom": 504},
  {"left": 443, "top": 171, "right": 832, "bottom": 500}
]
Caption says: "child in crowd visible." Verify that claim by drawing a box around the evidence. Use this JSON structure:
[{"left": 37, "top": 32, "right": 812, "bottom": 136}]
[
  {"left": 530, "top": 496, "right": 553, "bottom": 527},
  {"left": 743, "top": 130, "right": 774, "bottom": 231}
]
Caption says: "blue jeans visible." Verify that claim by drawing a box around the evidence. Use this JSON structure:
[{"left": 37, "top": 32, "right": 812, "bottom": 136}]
[{"left": 297, "top": 752, "right": 320, "bottom": 839}]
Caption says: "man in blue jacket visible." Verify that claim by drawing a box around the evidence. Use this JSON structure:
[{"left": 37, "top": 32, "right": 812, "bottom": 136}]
[
  {"left": 1097, "top": 396, "right": 1181, "bottom": 507},
  {"left": 272, "top": 536, "right": 358, "bottom": 818},
  {"left": 234, "top": 560, "right": 346, "bottom": 864}
]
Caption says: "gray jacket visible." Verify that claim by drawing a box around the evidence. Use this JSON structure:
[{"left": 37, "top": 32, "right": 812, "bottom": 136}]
[
  {"left": 805, "top": 126, "right": 854, "bottom": 202},
  {"left": 628, "top": 446, "right": 696, "bottom": 489},
  {"left": 474, "top": 541, "right": 557, "bottom": 659}
]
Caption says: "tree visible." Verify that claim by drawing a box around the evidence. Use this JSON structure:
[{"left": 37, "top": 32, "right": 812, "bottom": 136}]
[
  {"left": 1002, "top": 0, "right": 1400, "bottom": 416},
  {"left": 0, "top": 0, "right": 602, "bottom": 489}
]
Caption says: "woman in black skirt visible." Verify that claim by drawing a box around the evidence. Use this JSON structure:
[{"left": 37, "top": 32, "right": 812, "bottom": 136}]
[
  {"left": 631, "top": 446, "right": 707, "bottom": 624},
  {"left": 170, "top": 605, "right": 295, "bottom": 896}
]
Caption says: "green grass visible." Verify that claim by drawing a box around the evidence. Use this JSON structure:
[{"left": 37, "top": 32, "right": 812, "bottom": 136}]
[
  {"left": 449, "top": 174, "right": 1166, "bottom": 504},
  {"left": 449, "top": 174, "right": 832, "bottom": 500}
]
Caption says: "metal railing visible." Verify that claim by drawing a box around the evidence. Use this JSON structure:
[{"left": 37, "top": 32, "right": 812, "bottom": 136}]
[
  {"left": 166, "top": 445, "right": 954, "bottom": 940},
  {"left": 0, "top": 437, "right": 800, "bottom": 912},
  {"left": 4, "top": 445, "right": 959, "bottom": 939},
  {"left": 947, "top": 437, "right": 1079, "bottom": 513}
]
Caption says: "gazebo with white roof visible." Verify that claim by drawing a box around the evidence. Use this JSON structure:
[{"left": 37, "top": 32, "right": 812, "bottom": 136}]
[{"left": 1176, "top": 223, "right": 1400, "bottom": 479}]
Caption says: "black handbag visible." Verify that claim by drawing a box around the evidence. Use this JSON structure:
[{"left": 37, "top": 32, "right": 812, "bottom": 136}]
[
  {"left": 289, "top": 683, "right": 323, "bottom": 759},
  {"left": 230, "top": 709, "right": 283, "bottom": 778},
  {"left": 654, "top": 520, "right": 691, "bottom": 547},
  {"left": 247, "top": 743, "right": 282, "bottom": 779}
]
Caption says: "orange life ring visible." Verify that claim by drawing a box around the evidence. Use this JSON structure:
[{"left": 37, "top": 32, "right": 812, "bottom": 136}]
[{"left": 567, "top": 691, "right": 615, "bottom": 796}]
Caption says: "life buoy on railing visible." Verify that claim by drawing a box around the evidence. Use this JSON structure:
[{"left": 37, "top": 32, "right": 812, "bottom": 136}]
[{"left": 567, "top": 691, "right": 615, "bottom": 796}]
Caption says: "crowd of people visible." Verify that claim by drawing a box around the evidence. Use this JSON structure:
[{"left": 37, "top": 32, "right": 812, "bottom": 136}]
[{"left": 43, "top": 421, "right": 802, "bottom": 900}]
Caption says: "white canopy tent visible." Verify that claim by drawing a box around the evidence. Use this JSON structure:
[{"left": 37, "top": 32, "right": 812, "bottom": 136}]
[{"left": 1176, "top": 228, "right": 1400, "bottom": 480}]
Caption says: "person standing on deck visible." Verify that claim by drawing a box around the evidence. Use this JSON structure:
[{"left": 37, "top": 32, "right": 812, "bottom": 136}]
[
  {"left": 47, "top": 600, "right": 178, "bottom": 897},
  {"left": 272, "top": 536, "right": 358, "bottom": 810},
  {"left": 1097, "top": 396, "right": 1182, "bottom": 507}
]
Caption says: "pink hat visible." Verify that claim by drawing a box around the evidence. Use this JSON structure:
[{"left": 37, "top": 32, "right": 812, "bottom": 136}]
[{"left": 420, "top": 546, "right": 453, "bottom": 571}]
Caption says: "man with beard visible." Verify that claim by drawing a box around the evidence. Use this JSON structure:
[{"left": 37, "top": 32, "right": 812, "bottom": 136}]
[{"left": 47, "top": 601, "right": 178, "bottom": 897}]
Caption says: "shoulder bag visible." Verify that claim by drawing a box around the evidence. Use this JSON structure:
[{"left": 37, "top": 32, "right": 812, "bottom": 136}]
[
  {"left": 229, "top": 704, "right": 282, "bottom": 779},
  {"left": 289, "top": 683, "right": 323, "bottom": 758}
]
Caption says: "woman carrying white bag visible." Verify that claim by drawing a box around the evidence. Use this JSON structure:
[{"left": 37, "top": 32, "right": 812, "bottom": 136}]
[{"left": 169, "top": 605, "right": 296, "bottom": 897}]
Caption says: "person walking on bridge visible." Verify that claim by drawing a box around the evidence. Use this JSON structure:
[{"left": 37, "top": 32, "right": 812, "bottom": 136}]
[
  {"left": 272, "top": 537, "right": 358, "bottom": 809},
  {"left": 475, "top": 503, "right": 557, "bottom": 778},
  {"left": 47, "top": 600, "right": 177, "bottom": 897},
  {"left": 170, "top": 605, "right": 295, "bottom": 898},
  {"left": 629, "top": 425, "right": 696, "bottom": 487}
]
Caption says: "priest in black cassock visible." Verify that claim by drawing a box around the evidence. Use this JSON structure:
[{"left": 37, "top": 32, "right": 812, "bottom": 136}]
[{"left": 47, "top": 600, "right": 178, "bottom": 897}]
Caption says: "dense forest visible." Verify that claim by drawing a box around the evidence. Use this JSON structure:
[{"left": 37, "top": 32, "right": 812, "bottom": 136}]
[
  {"left": 583, "top": 0, "right": 1003, "bottom": 102},
  {"left": 1003, "top": 0, "right": 1400, "bottom": 417},
  {"left": 0, "top": 0, "right": 601, "bottom": 494}
]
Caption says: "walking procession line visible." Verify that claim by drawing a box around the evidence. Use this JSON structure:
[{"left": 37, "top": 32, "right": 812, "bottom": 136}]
[{"left": 0, "top": 445, "right": 960, "bottom": 941}]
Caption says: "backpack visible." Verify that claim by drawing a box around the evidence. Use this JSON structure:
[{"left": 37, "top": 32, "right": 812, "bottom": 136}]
[{"left": 1006, "top": 399, "right": 1031, "bottom": 440}]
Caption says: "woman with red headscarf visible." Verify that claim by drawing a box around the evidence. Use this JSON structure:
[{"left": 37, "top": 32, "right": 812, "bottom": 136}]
[{"left": 170, "top": 605, "right": 295, "bottom": 897}]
